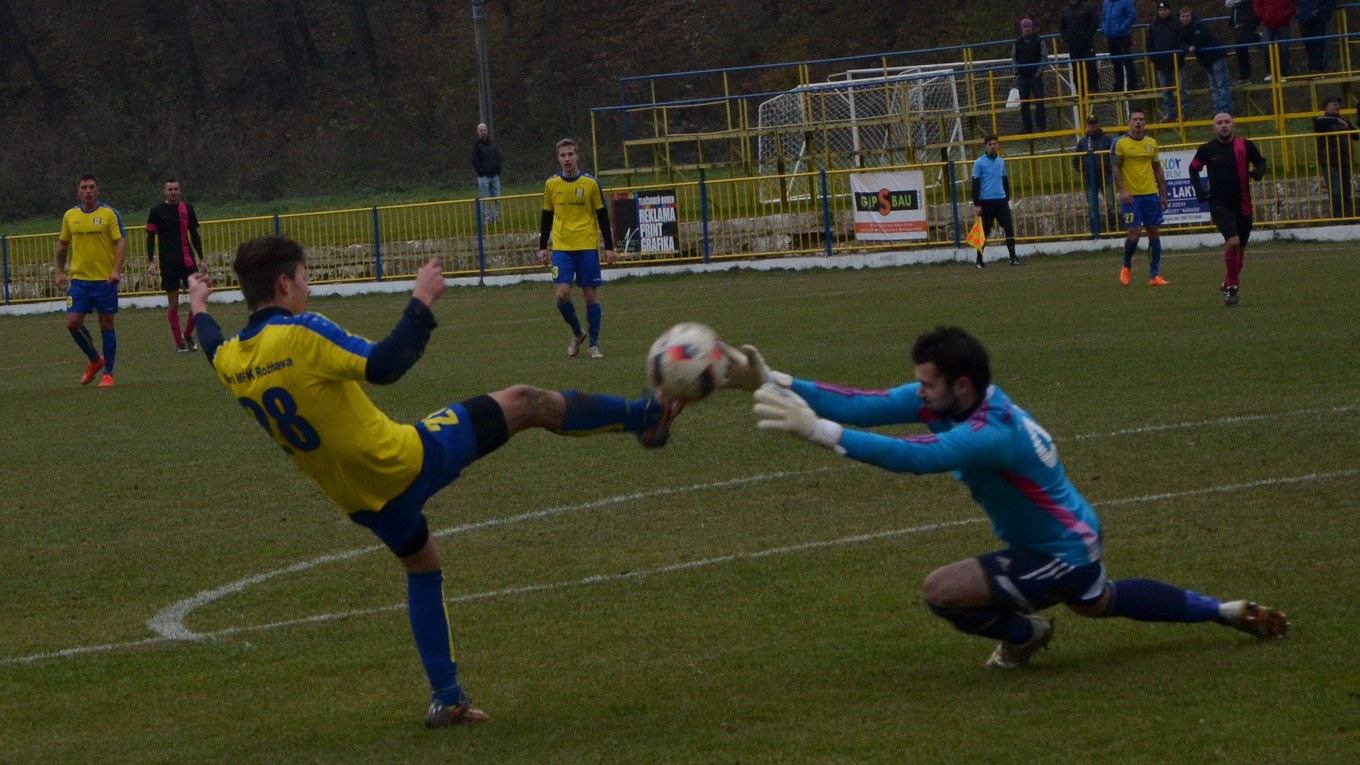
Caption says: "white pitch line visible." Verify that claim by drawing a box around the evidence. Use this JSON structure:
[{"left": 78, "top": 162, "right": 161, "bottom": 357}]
[
  {"left": 1069, "top": 405, "right": 1357, "bottom": 441},
  {"left": 4, "top": 466, "right": 1357, "bottom": 667}
]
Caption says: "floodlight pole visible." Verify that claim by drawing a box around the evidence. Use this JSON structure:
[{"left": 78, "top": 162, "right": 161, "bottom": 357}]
[{"left": 472, "top": 0, "right": 495, "bottom": 137}]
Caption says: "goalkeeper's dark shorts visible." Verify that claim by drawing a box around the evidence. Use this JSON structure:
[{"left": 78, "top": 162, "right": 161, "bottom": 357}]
[{"left": 1209, "top": 203, "right": 1253, "bottom": 245}]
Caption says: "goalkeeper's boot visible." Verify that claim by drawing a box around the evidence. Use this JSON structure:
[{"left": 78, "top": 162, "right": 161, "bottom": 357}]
[
  {"left": 637, "top": 390, "right": 685, "bottom": 449},
  {"left": 587, "top": 345, "right": 605, "bottom": 359},
  {"left": 424, "top": 696, "right": 489, "bottom": 729},
  {"left": 1148, "top": 275, "right": 1171, "bottom": 286},
  {"left": 567, "top": 331, "right": 586, "bottom": 358},
  {"left": 984, "top": 614, "right": 1053, "bottom": 669},
  {"left": 80, "top": 356, "right": 105, "bottom": 385},
  {"left": 1221, "top": 600, "right": 1289, "bottom": 640},
  {"left": 1119, "top": 266, "right": 1131, "bottom": 287},
  {"left": 1224, "top": 286, "right": 1239, "bottom": 306}
]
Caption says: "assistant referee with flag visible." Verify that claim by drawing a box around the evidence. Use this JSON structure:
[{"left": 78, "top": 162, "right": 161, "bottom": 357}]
[{"left": 971, "top": 135, "right": 1021, "bottom": 268}]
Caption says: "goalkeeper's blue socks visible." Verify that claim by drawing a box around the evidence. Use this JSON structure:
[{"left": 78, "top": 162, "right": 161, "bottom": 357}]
[
  {"left": 101, "top": 329, "right": 118, "bottom": 375},
  {"left": 1107, "top": 578, "right": 1225, "bottom": 623},
  {"left": 556, "top": 300, "right": 583, "bottom": 336},
  {"left": 69, "top": 325, "right": 99, "bottom": 361},
  {"left": 1148, "top": 238, "right": 1163, "bottom": 278},
  {"left": 586, "top": 303, "right": 601, "bottom": 346},
  {"left": 407, "top": 570, "right": 465, "bottom": 705},
  {"left": 1123, "top": 238, "right": 1137, "bottom": 269}
]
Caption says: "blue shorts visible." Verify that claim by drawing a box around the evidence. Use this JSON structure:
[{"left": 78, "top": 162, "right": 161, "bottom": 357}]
[
  {"left": 551, "top": 249, "right": 603, "bottom": 288},
  {"left": 977, "top": 547, "right": 1108, "bottom": 614},
  {"left": 1121, "top": 194, "right": 1164, "bottom": 229},
  {"left": 66, "top": 279, "right": 119, "bottom": 315},
  {"left": 348, "top": 404, "right": 482, "bottom": 553}
]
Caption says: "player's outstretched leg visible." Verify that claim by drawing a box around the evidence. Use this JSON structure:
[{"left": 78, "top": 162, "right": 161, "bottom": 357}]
[
  {"left": 491, "top": 386, "right": 685, "bottom": 449},
  {"left": 1081, "top": 579, "right": 1289, "bottom": 639}
]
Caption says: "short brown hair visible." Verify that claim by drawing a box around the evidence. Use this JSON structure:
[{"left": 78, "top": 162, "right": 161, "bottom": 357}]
[{"left": 233, "top": 236, "right": 306, "bottom": 310}]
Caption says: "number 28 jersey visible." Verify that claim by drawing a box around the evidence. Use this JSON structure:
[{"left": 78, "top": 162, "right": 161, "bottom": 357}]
[
  {"left": 210, "top": 307, "right": 423, "bottom": 513},
  {"left": 791, "top": 380, "right": 1103, "bottom": 566}
]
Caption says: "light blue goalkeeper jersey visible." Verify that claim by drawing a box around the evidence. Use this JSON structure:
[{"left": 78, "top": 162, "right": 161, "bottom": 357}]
[{"left": 790, "top": 378, "right": 1102, "bottom": 566}]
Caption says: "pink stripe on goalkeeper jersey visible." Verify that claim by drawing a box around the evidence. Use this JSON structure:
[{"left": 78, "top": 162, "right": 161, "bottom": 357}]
[
  {"left": 999, "top": 471, "right": 1101, "bottom": 561},
  {"left": 813, "top": 381, "right": 892, "bottom": 397}
]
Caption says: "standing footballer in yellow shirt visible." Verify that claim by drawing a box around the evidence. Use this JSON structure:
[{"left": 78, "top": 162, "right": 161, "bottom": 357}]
[
  {"left": 54, "top": 174, "right": 128, "bottom": 387},
  {"left": 1111, "top": 110, "right": 1171, "bottom": 287},
  {"left": 538, "top": 138, "right": 615, "bottom": 359}
]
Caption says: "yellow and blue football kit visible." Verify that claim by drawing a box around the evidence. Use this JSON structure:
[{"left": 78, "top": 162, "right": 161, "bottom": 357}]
[
  {"left": 60, "top": 203, "right": 125, "bottom": 282},
  {"left": 542, "top": 172, "right": 607, "bottom": 251}
]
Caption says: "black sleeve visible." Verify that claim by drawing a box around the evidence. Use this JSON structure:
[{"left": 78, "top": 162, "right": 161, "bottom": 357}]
[
  {"left": 1248, "top": 142, "right": 1268, "bottom": 179},
  {"left": 539, "top": 209, "right": 554, "bottom": 250},
  {"left": 970, "top": 177, "right": 981, "bottom": 205},
  {"left": 470, "top": 144, "right": 483, "bottom": 175},
  {"left": 595, "top": 205, "right": 614, "bottom": 250},
  {"left": 1002, "top": 174, "right": 1012, "bottom": 200},
  {"left": 1188, "top": 156, "right": 1206, "bottom": 197},
  {"left": 366, "top": 298, "right": 438, "bottom": 385},
  {"left": 189, "top": 229, "right": 204, "bottom": 259},
  {"left": 195, "top": 312, "right": 225, "bottom": 363},
  {"left": 146, "top": 229, "right": 156, "bottom": 260}
]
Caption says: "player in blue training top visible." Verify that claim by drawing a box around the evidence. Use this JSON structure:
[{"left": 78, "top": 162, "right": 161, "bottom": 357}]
[
  {"left": 720, "top": 326, "right": 1288, "bottom": 668},
  {"left": 970, "top": 135, "right": 1021, "bottom": 268},
  {"left": 187, "top": 236, "right": 682, "bottom": 728}
]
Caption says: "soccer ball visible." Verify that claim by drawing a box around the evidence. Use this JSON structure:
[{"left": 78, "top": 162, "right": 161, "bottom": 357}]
[{"left": 646, "top": 322, "right": 729, "bottom": 401}]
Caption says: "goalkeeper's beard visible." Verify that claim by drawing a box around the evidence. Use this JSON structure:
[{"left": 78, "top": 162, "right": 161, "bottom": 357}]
[{"left": 925, "top": 391, "right": 968, "bottom": 421}]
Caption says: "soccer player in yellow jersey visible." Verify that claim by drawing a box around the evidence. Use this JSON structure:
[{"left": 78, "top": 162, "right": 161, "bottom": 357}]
[
  {"left": 54, "top": 174, "right": 128, "bottom": 388},
  {"left": 188, "top": 237, "right": 681, "bottom": 729},
  {"left": 538, "top": 138, "right": 615, "bottom": 359},
  {"left": 1111, "top": 109, "right": 1171, "bottom": 287}
]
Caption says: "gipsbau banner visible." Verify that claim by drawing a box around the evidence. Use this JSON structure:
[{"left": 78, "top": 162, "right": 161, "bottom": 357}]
[{"left": 850, "top": 171, "right": 928, "bottom": 241}]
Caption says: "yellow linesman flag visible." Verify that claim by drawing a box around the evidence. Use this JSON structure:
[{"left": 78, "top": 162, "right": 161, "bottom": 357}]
[{"left": 965, "top": 217, "right": 986, "bottom": 253}]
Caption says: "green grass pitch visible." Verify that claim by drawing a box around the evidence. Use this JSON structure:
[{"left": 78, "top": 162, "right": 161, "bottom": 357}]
[{"left": 2, "top": 242, "right": 1357, "bottom": 763}]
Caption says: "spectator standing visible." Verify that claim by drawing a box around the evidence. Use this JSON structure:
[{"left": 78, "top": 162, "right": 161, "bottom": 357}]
[
  {"left": 1313, "top": 97, "right": 1357, "bottom": 218},
  {"left": 1227, "top": 0, "right": 1263, "bottom": 83},
  {"left": 538, "top": 138, "right": 615, "bottom": 359},
  {"left": 146, "top": 178, "right": 205, "bottom": 352},
  {"left": 1296, "top": 0, "right": 1337, "bottom": 74},
  {"left": 1074, "top": 115, "right": 1117, "bottom": 235},
  {"left": 1060, "top": 0, "right": 1101, "bottom": 95},
  {"left": 54, "top": 174, "right": 127, "bottom": 388},
  {"left": 1188, "top": 112, "right": 1268, "bottom": 305},
  {"left": 1101, "top": 0, "right": 1139, "bottom": 92},
  {"left": 1012, "top": 18, "right": 1048, "bottom": 134},
  {"left": 1181, "top": 7, "right": 1234, "bottom": 116},
  {"left": 1254, "top": 0, "right": 1296, "bottom": 81},
  {"left": 970, "top": 135, "right": 1021, "bottom": 268},
  {"left": 470, "top": 122, "right": 502, "bottom": 224},
  {"left": 1148, "top": 2, "right": 1189, "bottom": 121}
]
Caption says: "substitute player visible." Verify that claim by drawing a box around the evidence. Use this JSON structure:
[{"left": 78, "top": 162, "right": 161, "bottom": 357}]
[
  {"left": 187, "top": 236, "right": 681, "bottom": 728},
  {"left": 146, "top": 179, "right": 205, "bottom": 351},
  {"left": 537, "top": 138, "right": 615, "bottom": 359},
  {"left": 1111, "top": 109, "right": 1171, "bottom": 286},
  {"left": 970, "top": 135, "right": 1022, "bottom": 268},
  {"left": 54, "top": 174, "right": 127, "bottom": 388},
  {"left": 720, "top": 328, "right": 1289, "bottom": 669},
  {"left": 1188, "top": 112, "right": 1268, "bottom": 306}
]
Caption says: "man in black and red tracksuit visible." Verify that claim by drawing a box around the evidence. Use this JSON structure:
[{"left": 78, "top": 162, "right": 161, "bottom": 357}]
[
  {"left": 1188, "top": 112, "right": 1268, "bottom": 306},
  {"left": 146, "top": 178, "right": 205, "bottom": 350}
]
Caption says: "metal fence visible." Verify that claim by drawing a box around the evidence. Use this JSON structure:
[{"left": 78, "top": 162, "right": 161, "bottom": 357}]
[{"left": 3, "top": 131, "right": 1352, "bottom": 306}]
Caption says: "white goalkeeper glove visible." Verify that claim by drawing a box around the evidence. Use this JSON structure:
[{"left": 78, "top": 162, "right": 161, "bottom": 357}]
[
  {"left": 720, "top": 343, "right": 792, "bottom": 391},
  {"left": 752, "top": 383, "right": 845, "bottom": 453}
]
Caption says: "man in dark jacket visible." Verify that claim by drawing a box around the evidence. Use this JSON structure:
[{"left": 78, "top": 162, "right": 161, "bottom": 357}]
[
  {"left": 471, "top": 122, "right": 503, "bottom": 224},
  {"left": 1073, "top": 115, "right": 1117, "bottom": 235},
  {"left": 1101, "top": 0, "right": 1139, "bottom": 91},
  {"left": 1314, "top": 97, "right": 1357, "bottom": 217},
  {"left": 1227, "top": 0, "right": 1262, "bottom": 83},
  {"left": 1296, "top": 0, "right": 1337, "bottom": 73},
  {"left": 1181, "top": 7, "right": 1233, "bottom": 117},
  {"left": 1012, "top": 18, "right": 1048, "bottom": 133},
  {"left": 1060, "top": 0, "right": 1100, "bottom": 95},
  {"left": 1148, "top": 2, "right": 1188, "bottom": 121}
]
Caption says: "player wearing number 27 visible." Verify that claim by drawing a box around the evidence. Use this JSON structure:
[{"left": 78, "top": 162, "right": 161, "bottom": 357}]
[
  {"left": 722, "top": 326, "right": 1288, "bottom": 668},
  {"left": 187, "top": 236, "right": 681, "bottom": 728}
]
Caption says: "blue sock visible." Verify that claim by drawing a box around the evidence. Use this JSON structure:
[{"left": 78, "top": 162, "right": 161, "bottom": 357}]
[
  {"left": 1123, "top": 239, "right": 1137, "bottom": 268},
  {"left": 101, "top": 329, "right": 117, "bottom": 375},
  {"left": 557, "top": 301, "right": 582, "bottom": 336},
  {"left": 69, "top": 326, "right": 99, "bottom": 361},
  {"left": 407, "top": 570, "right": 463, "bottom": 704},
  {"left": 556, "top": 390, "right": 635, "bottom": 435},
  {"left": 585, "top": 303, "right": 601, "bottom": 346},
  {"left": 1149, "top": 238, "right": 1162, "bottom": 277},
  {"left": 1108, "top": 578, "right": 1223, "bottom": 623}
]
